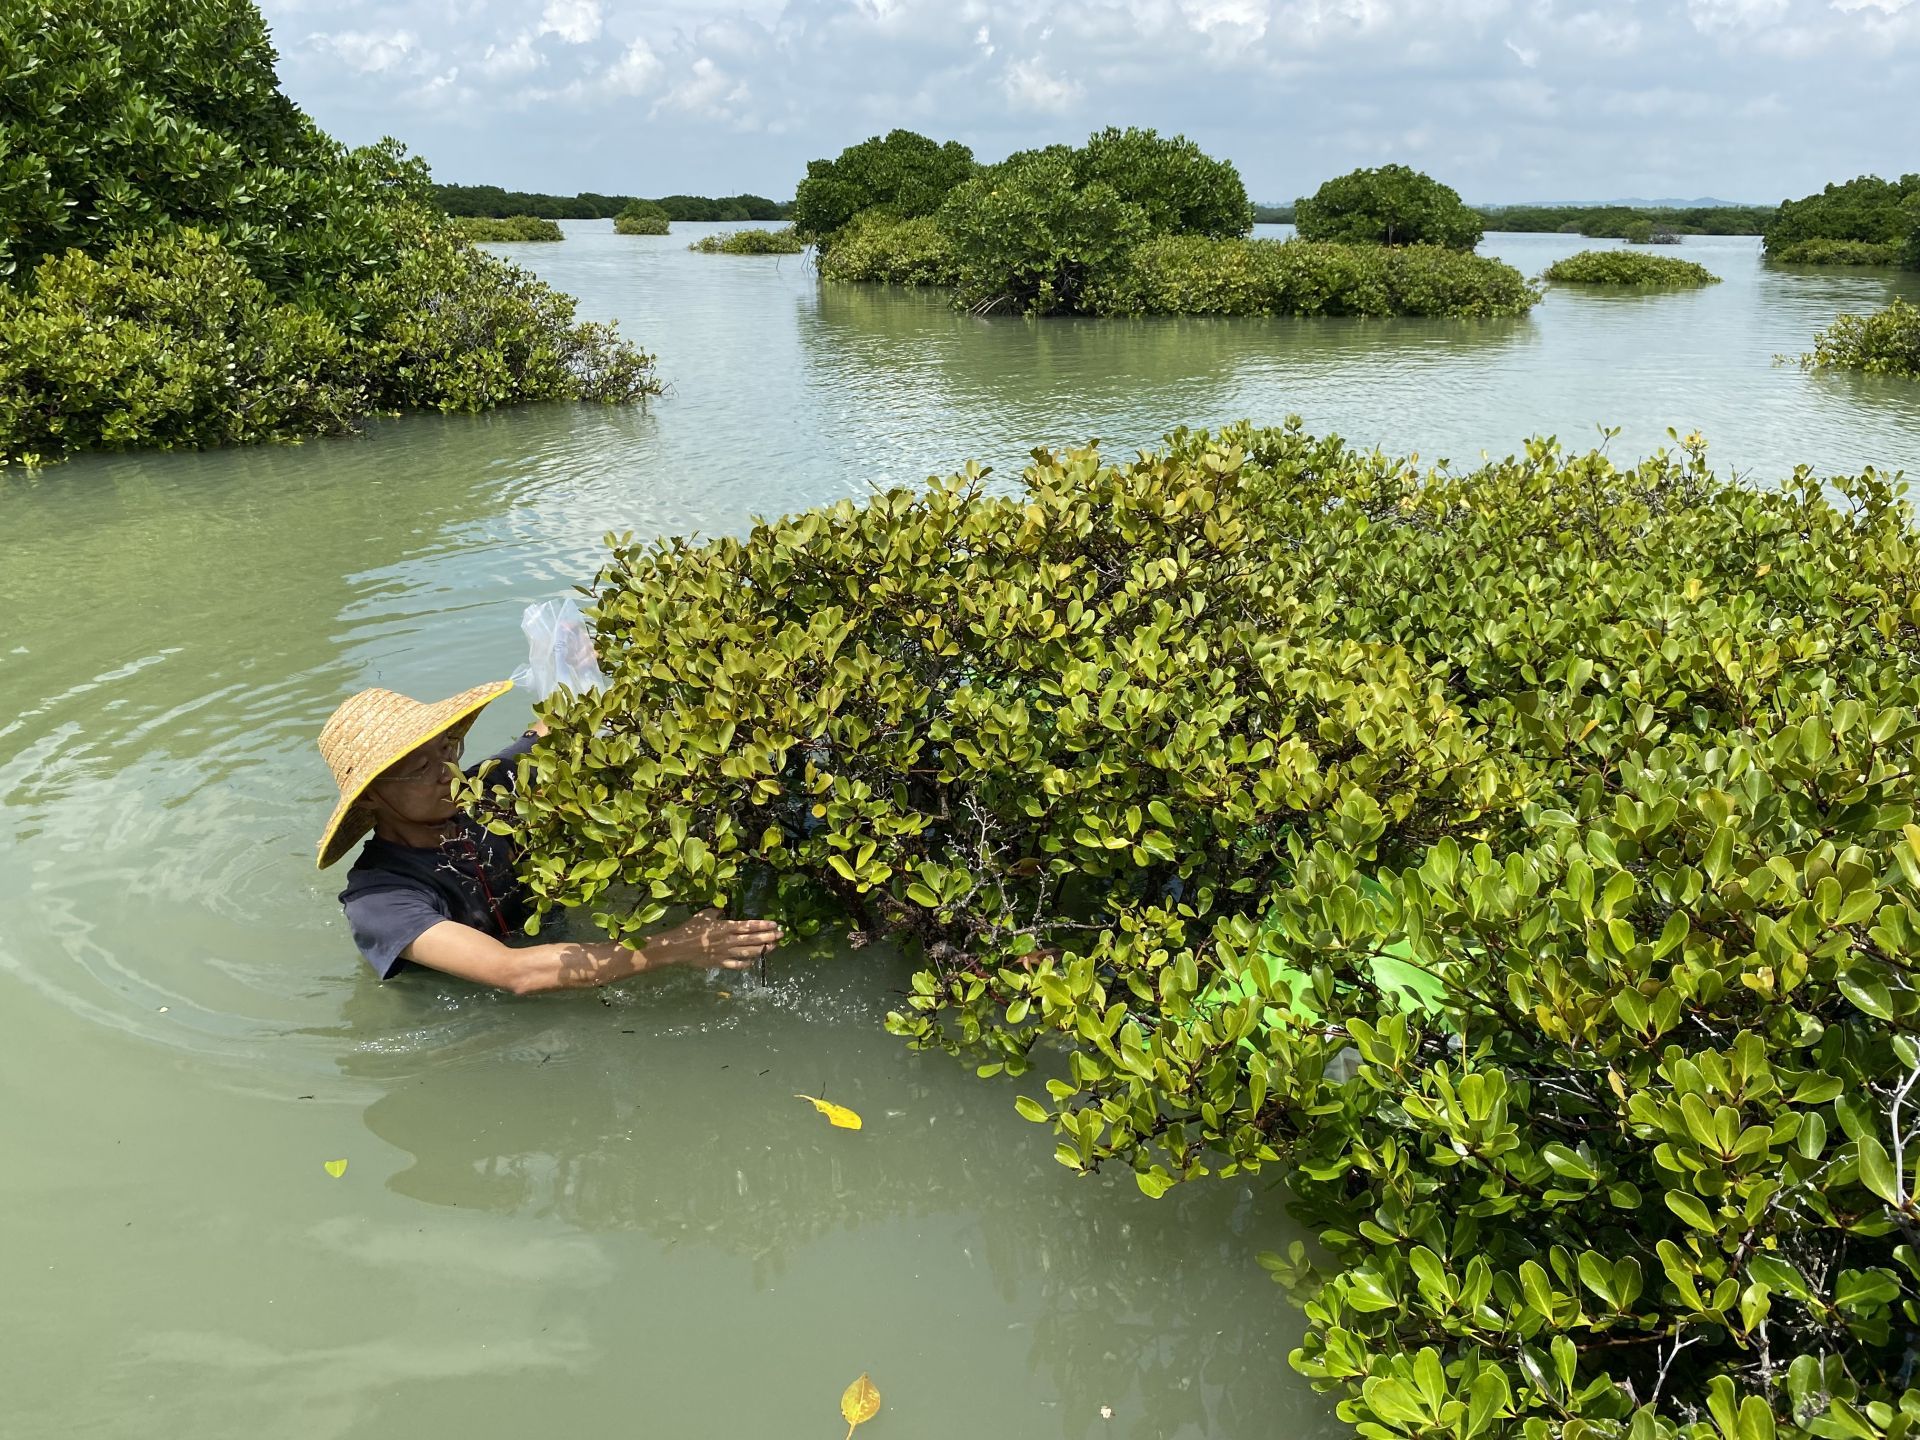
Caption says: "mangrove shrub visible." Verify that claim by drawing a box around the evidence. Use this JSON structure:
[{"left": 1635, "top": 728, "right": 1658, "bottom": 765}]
[
  {"left": 450, "top": 215, "right": 564, "bottom": 242},
  {"left": 1772, "top": 240, "right": 1904, "bottom": 267},
  {"left": 0, "top": 230, "right": 361, "bottom": 462},
  {"left": 0, "top": 0, "right": 656, "bottom": 466},
  {"left": 615, "top": 202, "right": 671, "bottom": 236},
  {"left": 1093, "top": 236, "right": 1538, "bottom": 318},
  {"left": 482, "top": 419, "right": 1920, "bottom": 1440},
  {"left": 939, "top": 146, "right": 1150, "bottom": 314},
  {"left": 815, "top": 214, "right": 959, "bottom": 287},
  {"left": 1296, "top": 165, "right": 1484, "bottom": 251},
  {"left": 1798, "top": 299, "right": 1920, "bottom": 379},
  {"left": 792, "top": 130, "right": 978, "bottom": 247},
  {"left": 688, "top": 228, "right": 806, "bottom": 255},
  {"left": 1541, "top": 251, "right": 1720, "bottom": 288},
  {"left": 1765, "top": 176, "right": 1920, "bottom": 267},
  {"left": 351, "top": 213, "right": 653, "bottom": 414}
]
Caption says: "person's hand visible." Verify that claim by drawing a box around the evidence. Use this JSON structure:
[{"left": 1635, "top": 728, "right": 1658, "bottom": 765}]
[{"left": 646, "top": 908, "right": 782, "bottom": 971}]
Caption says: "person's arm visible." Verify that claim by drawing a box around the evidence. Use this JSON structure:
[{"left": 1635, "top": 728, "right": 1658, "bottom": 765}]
[{"left": 403, "top": 908, "right": 780, "bottom": 995}]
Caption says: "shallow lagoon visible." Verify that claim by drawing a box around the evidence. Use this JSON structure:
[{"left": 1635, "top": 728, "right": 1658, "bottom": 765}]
[{"left": 3, "top": 222, "right": 1916, "bottom": 1438}]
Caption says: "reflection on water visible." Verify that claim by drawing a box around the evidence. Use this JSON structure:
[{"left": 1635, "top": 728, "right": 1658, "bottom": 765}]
[{"left": 3, "top": 217, "right": 1919, "bottom": 1439}]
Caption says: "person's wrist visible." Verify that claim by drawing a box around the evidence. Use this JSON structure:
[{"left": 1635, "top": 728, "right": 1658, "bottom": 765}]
[{"left": 626, "top": 938, "right": 670, "bottom": 974}]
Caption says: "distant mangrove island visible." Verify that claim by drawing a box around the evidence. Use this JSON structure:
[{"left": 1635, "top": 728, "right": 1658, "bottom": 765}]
[{"left": 4, "top": 0, "right": 1915, "bottom": 475}]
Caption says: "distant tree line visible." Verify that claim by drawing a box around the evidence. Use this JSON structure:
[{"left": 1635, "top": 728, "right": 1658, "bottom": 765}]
[
  {"left": 1250, "top": 203, "right": 1295, "bottom": 224},
  {"left": 1478, "top": 204, "right": 1776, "bottom": 237},
  {"left": 432, "top": 184, "right": 791, "bottom": 222}
]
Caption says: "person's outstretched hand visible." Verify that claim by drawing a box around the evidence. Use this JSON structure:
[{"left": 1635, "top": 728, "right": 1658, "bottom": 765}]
[{"left": 648, "top": 908, "right": 782, "bottom": 971}]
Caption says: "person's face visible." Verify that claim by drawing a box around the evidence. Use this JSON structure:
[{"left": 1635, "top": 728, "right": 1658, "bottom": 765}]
[{"left": 368, "top": 730, "right": 464, "bottom": 824}]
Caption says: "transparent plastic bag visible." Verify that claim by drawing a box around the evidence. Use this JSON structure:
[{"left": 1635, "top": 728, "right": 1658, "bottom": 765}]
[{"left": 510, "top": 597, "right": 608, "bottom": 699}]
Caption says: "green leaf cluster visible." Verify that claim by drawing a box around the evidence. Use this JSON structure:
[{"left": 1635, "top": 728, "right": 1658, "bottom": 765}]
[
  {"left": 0, "top": 0, "right": 656, "bottom": 467},
  {"left": 814, "top": 214, "right": 959, "bottom": 287},
  {"left": 450, "top": 215, "right": 565, "bottom": 243},
  {"left": 482, "top": 419, "right": 1920, "bottom": 1438},
  {"left": 1764, "top": 176, "right": 1920, "bottom": 269},
  {"left": 1541, "top": 251, "right": 1721, "bottom": 289},
  {"left": 1071, "top": 126, "right": 1255, "bottom": 239},
  {"left": 688, "top": 227, "right": 807, "bottom": 255},
  {"left": 791, "top": 129, "right": 979, "bottom": 248},
  {"left": 1295, "top": 165, "right": 1485, "bottom": 251},
  {"left": 1798, "top": 299, "right": 1920, "bottom": 380},
  {"left": 1094, "top": 236, "right": 1539, "bottom": 318}
]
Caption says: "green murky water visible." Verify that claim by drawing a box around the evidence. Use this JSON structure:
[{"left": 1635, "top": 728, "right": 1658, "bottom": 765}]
[{"left": 3, "top": 223, "right": 1917, "bottom": 1438}]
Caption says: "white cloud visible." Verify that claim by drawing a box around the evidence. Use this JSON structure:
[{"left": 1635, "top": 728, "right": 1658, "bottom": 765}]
[
  {"left": 475, "top": 32, "right": 544, "bottom": 77},
  {"left": 1687, "top": 0, "right": 1790, "bottom": 29},
  {"left": 1002, "top": 57, "right": 1082, "bottom": 113},
  {"left": 1560, "top": 10, "right": 1642, "bottom": 55},
  {"left": 653, "top": 56, "right": 751, "bottom": 119},
  {"left": 310, "top": 28, "right": 421, "bottom": 75},
  {"left": 605, "top": 39, "right": 663, "bottom": 96},
  {"left": 259, "top": 0, "right": 1920, "bottom": 206},
  {"left": 1178, "top": 0, "right": 1269, "bottom": 37},
  {"left": 538, "top": 0, "right": 601, "bottom": 44}
]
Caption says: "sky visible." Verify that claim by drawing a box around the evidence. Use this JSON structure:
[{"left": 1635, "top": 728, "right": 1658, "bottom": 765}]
[{"left": 258, "top": 0, "right": 1920, "bottom": 205}]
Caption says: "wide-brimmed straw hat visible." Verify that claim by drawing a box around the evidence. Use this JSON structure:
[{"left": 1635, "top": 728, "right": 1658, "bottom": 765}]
[{"left": 315, "top": 681, "right": 513, "bottom": 869}]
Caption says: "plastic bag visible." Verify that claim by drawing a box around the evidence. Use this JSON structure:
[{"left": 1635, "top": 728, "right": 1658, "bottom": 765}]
[{"left": 511, "top": 597, "right": 608, "bottom": 699}]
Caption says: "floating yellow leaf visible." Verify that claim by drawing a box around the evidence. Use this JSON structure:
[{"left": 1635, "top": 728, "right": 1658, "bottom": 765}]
[
  {"left": 840, "top": 1372, "right": 881, "bottom": 1439},
  {"left": 323, "top": 1159, "right": 347, "bottom": 1179},
  {"left": 796, "top": 1094, "right": 863, "bottom": 1130}
]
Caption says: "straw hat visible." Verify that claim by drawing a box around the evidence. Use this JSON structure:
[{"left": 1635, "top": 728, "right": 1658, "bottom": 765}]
[{"left": 315, "top": 680, "right": 513, "bottom": 869}]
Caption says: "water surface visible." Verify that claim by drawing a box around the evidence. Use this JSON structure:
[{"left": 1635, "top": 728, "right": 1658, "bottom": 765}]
[{"left": 4, "top": 220, "right": 1918, "bottom": 1439}]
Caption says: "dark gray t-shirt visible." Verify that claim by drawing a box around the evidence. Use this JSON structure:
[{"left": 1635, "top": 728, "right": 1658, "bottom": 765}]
[{"left": 337, "top": 733, "right": 537, "bottom": 978}]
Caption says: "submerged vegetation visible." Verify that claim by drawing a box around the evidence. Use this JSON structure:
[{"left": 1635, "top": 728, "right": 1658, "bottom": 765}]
[
  {"left": 1797, "top": 299, "right": 1920, "bottom": 378},
  {"left": 450, "top": 215, "right": 564, "bottom": 242},
  {"left": 1764, "top": 175, "right": 1920, "bottom": 269},
  {"left": 489, "top": 418, "right": 1920, "bottom": 1440},
  {"left": 1541, "top": 251, "right": 1721, "bottom": 287},
  {"left": 689, "top": 227, "right": 807, "bottom": 255},
  {"left": 0, "top": 0, "right": 655, "bottom": 468}
]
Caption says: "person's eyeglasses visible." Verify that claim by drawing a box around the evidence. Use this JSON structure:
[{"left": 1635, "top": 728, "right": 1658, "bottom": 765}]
[{"left": 377, "top": 734, "right": 465, "bottom": 786}]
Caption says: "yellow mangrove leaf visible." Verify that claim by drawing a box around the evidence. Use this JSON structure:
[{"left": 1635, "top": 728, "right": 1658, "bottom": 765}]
[
  {"left": 841, "top": 1372, "right": 881, "bottom": 1438},
  {"left": 796, "top": 1094, "right": 863, "bottom": 1130},
  {"left": 323, "top": 1159, "right": 348, "bottom": 1179}
]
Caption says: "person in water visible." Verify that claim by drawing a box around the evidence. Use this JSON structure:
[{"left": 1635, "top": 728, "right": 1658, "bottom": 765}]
[{"left": 316, "top": 681, "right": 780, "bottom": 992}]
